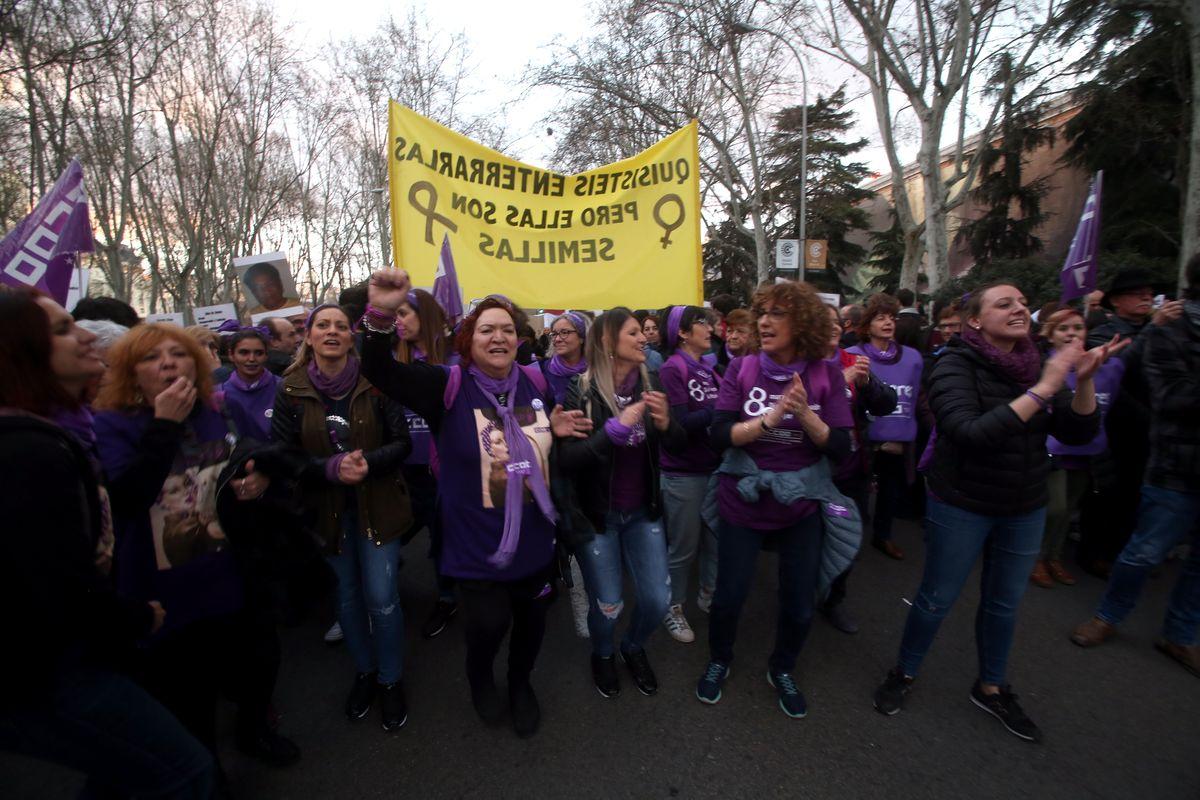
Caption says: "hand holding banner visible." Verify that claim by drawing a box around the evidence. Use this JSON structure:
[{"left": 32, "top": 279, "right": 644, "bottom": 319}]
[{"left": 388, "top": 102, "right": 702, "bottom": 310}]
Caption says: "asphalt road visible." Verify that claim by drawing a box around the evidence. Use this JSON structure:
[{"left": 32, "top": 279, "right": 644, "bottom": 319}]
[{"left": 5, "top": 519, "right": 1198, "bottom": 800}]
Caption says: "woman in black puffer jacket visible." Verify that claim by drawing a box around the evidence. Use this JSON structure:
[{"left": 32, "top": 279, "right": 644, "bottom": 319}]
[{"left": 870, "top": 281, "right": 1125, "bottom": 743}]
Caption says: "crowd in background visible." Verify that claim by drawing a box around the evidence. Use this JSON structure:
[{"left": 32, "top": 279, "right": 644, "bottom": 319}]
[{"left": 1, "top": 258, "right": 1197, "bottom": 797}]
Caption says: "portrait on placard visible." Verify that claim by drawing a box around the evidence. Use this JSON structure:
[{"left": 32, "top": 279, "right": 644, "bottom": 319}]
[{"left": 233, "top": 252, "right": 302, "bottom": 321}]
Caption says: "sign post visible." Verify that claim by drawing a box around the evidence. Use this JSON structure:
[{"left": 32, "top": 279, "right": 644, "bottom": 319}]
[{"left": 775, "top": 238, "right": 799, "bottom": 279}]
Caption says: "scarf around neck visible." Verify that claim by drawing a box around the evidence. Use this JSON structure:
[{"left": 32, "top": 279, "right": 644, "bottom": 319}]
[
  {"left": 51, "top": 404, "right": 96, "bottom": 450},
  {"left": 960, "top": 326, "right": 1041, "bottom": 388},
  {"left": 758, "top": 350, "right": 811, "bottom": 383},
  {"left": 307, "top": 356, "right": 360, "bottom": 398},
  {"left": 468, "top": 364, "right": 557, "bottom": 568},
  {"left": 546, "top": 353, "right": 587, "bottom": 379},
  {"left": 862, "top": 340, "right": 900, "bottom": 364}
]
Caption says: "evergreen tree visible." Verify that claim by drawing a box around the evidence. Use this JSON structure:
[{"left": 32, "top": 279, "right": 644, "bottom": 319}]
[
  {"left": 1053, "top": 3, "right": 1186, "bottom": 262},
  {"left": 702, "top": 215, "right": 758, "bottom": 301},
  {"left": 864, "top": 209, "right": 905, "bottom": 294},
  {"left": 765, "top": 86, "right": 874, "bottom": 296},
  {"left": 957, "top": 52, "right": 1055, "bottom": 264}
]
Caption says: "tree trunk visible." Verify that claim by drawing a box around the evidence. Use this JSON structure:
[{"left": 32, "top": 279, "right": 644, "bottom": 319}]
[
  {"left": 1182, "top": 0, "right": 1200, "bottom": 293},
  {"left": 900, "top": 228, "right": 924, "bottom": 291}
]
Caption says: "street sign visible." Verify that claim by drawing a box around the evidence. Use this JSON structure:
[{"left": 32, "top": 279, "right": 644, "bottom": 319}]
[
  {"left": 805, "top": 239, "right": 828, "bottom": 270},
  {"left": 775, "top": 239, "right": 799, "bottom": 273}
]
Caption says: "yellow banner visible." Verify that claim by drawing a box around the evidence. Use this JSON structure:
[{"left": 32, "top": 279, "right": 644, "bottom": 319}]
[{"left": 388, "top": 101, "right": 702, "bottom": 309}]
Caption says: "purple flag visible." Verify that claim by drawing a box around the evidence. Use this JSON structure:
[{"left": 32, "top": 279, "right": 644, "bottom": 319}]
[
  {"left": 1060, "top": 170, "right": 1103, "bottom": 303},
  {"left": 433, "top": 233, "right": 463, "bottom": 326},
  {"left": 0, "top": 159, "right": 93, "bottom": 306}
]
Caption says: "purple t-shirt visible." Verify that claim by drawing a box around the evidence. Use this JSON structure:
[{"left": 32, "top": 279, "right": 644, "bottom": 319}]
[
  {"left": 436, "top": 367, "right": 557, "bottom": 580},
  {"left": 716, "top": 355, "right": 854, "bottom": 530},
  {"left": 846, "top": 344, "right": 923, "bottom": 442},
  {"left": 1048, "top": 356, "right": 1124, "bottom": 459},
  {"left": 659, "top": 352, "right": 720, "bottom": 474}
]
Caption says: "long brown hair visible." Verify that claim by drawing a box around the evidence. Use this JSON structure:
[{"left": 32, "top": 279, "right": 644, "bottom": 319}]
[
  {"left": 0, "top": 289, "right": 76, "bottom": 415},
  {"left": 395, "top": 289, "right": 450, "bottom": 365},
  {"left": 95, "top": 324, "right": 214, "bottom": 410},
  {"left": 284, "top": 304, "right": 355, "bottom": 376}
]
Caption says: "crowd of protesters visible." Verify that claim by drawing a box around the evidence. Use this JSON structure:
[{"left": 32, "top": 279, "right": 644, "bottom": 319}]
[{"left": 1, "top": 256, "right": 1197, "bottom": 796}]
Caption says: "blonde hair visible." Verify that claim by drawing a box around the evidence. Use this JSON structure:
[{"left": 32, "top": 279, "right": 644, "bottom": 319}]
[
  {"left": 580, "top": 307, "right": 650, "bottom": 417},
  {"left": 95, "top": 324, "right": 214, "bottom": 410}
]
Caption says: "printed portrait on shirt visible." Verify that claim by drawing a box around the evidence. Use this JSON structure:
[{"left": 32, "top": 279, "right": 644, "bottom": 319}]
[
  {"left": 148, "top": 438, "right": 231, "bottom": 570},
  {"left": 474, "top": 403, "right": 552, "bottom": 509}
]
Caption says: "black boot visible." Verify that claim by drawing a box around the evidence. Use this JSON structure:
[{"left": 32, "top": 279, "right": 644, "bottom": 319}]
[
  {"left": 380, "top": 680, "right": 408, "bottom": 732},
  {"left": 469, "top": 672, "right": 506, "bottom": 725},
  {"left": 345, "top": 671, "right": 377, "bottom": 721},
  {"left": 509, "top": 680, "right": 540, "bottom": 738}
]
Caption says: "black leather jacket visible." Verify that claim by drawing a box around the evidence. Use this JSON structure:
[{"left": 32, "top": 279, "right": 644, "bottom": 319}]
[{"left": 554, "top": 370, "right": 687, "bottom": 548}]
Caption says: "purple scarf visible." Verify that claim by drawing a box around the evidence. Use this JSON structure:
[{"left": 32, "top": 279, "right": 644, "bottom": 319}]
[
  {"left": 52, "top": 404, "right": 96, "bottom": 450},
  {"left": 960, "top": 326, "right": 1041, "bottom": 388},
  {"left": 546, "top": 353, "right": 587, "bottom": 379},
  {"left": 758, "top": 350, "right": 811, "bottom": 383},
  {"left": 862, "top": 340, "right": 900, "bottom": 364},
  {"left": 468, "top": 364, "right": 557, "bottom": 568},
  {"left": 307, "top": 356, "right": 360, "bottom": 398}
]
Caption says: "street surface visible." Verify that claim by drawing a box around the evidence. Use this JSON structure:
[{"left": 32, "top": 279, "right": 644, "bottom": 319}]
[{"left": 5, "top": 519, "right": 1198, "bottom": 799}]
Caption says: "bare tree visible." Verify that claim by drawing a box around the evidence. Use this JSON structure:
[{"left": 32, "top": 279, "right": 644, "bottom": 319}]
[
  {"left": 801, "top": 0, "right": 1063, "bottom": 291},
  {"left": 535, "top": 0, "right": 803, "bottom": 285}
]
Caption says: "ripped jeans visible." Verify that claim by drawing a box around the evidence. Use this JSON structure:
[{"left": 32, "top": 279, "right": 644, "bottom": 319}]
[
  {"left": 575, "top": 509, "right": 671, "bottom": 658},
  {"left": 327, "top": 507, "right": 405, "bottom": 684},
  {"left": 896, "top": 497, "right": 1043, "bottom": 686}
]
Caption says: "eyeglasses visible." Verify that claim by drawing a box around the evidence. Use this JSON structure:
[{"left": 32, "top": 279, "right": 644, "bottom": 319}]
[{"left": 549, "top": 330, "right": 577, "bottom": 340}]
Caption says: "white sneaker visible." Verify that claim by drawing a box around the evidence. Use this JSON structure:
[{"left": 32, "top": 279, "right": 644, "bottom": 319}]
[
  {"left": 663, "top": 605, "right": 695, "bottom": 643},
  {"left": 323, "top": 621, "right": 344, "bottom": 643},
  {"left": 696, "top": 586, "right": 714, "bottom": 614}
]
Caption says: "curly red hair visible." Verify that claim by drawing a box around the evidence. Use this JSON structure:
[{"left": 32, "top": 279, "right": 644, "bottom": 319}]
[
  {"left": 453, "top": 298, "right": 518, "bottom": 366},
  {"left": 95, "top": 323, "right": 214, "bottom": 410}
]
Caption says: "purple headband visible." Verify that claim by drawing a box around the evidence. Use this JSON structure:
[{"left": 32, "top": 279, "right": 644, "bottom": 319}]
[
  {"left": 557, "top": 311, "right": 588, "bottom": 338},
  {"left": 215, "top": 319, "right": 270, "bottom": 339},
  {"left": 405, "top": 290, "right": 418, "bottom": 308},
  {"left": 306, "top": 302, "right": 346, "bottom": 329},
  {"left": 665, "top": 305, "right": 686, "bottom": 346}
]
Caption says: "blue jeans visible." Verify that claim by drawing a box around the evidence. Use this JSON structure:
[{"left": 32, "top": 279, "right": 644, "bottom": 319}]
[
  {"left": 897, "top": 497, "right": 1044, "bottom": 685},
  {"left": 661, "top": 474, "right": 719, "bottom": 606},
  {"left": 709, "top": 514, "right": 823, "bottom": 674},
  {"left": 1096, "top": 485, "right": 1200, "bottom": 645},
  {"left": 327, "top": 507, "right": 405, "bottom": 684},
  {"left": 575, "top": 509, "right": 671, "bottom": 657},
  {"left": 0, "top": 668, "right": 214, "bottom": 798}
]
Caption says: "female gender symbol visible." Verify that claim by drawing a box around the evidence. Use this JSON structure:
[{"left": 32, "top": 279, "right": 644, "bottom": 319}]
[{"left": 653, "top": 193, "right": 685, "bottom": 248}]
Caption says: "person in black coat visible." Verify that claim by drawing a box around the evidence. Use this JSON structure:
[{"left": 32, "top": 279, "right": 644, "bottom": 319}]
[
  {"left": 1071, "top": 257, "right": 1200, "bottom": 677},
  {"left": 556, "top": 307, "right": 687, "bottom": 699},
  {"left": 871, "top": 281, "right": 1124, "bottom": 743},
  {"left": 0, "top": 291, "right": 214, "bottom": 798}
]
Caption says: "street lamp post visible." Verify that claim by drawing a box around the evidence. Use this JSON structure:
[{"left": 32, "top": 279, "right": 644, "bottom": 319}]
[{"left": 729, "top": 21, "right": 809, "bottom": 281}]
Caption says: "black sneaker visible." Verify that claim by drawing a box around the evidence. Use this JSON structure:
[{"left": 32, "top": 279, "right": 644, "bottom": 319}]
[
  {"left": 591, "top": 654, "right": 620, "bottom": 698},
  {"left": 235, "top": 727, "right": 301, "bottom": 768},
  {"left": 873, "top": 667, "right": 912, "bottom": 716},
  {"left": 970, "top": 682, "right": 1041, "bottom": 743},
  {"left": 695, "top": 660, "right": 730, "bottom": 705},
  {"left": 345, "top": 671, "right": 377, "bottom": 720},
  {"left": 620, "top": 647, "right": 659, "bottom": 696},
  {"left": 380, "top": 680, "right": 407, "bottom": 732},
  {"left": 766, "top": 670, "right": 807, "bottom": 719},
  {"left": 421, "top": 600, "right": 458, "bottom": 640},
  {"left": 509, "top": 681, "right": 540, "bottom": 738}
]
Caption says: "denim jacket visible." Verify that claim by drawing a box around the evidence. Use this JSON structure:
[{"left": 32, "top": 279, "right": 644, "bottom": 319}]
[{"left": 702, "top": 448, "right": 863, "bottom": 601}]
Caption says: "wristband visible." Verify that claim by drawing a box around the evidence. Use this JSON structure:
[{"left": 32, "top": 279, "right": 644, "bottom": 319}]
[
  {"left": 760, "top": 417, "right": 773, "bottom": 432},
  {"left": 1024, "top": 389, "right": 1049, "bottom": 411}
]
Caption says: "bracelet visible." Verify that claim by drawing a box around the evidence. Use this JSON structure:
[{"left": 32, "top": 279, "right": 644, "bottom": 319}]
[
  {"left": 361, "top": 304, "right": 398, "bottom": 335},
  {"left": 760, "top": 417, "right": 773, "bottom": 433},
  {"left": 1024, "top": 389, "right": 1049, "bottom": 411}
]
